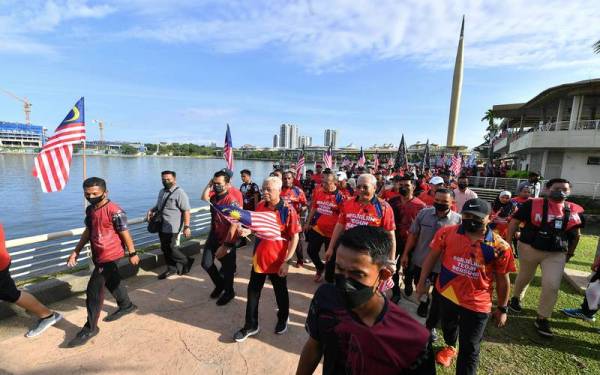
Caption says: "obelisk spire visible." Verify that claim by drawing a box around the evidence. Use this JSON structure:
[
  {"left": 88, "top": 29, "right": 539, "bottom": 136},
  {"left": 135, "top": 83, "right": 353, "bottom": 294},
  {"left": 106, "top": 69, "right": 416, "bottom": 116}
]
[{"left": 446, "top": 15, "right": 464, "bottom": 147}]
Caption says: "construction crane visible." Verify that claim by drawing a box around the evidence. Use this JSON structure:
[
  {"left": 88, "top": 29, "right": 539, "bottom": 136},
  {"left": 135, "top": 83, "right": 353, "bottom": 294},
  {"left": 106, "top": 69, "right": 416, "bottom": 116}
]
[{"left": 1, "top": 88, "right": 32, "bottom": 124}]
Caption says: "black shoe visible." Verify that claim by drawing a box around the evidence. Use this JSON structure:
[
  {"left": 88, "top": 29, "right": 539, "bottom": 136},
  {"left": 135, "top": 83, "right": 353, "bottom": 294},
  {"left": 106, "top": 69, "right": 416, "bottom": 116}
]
[
  {"left": 535, "top": 318, "right": 553, "bottom": 337},
  {"left": 210, "top": 286, "right": 224, "bottom": 299},
  {"left": 508, "top": 297, "right": 522, "bottom": 313},
  {"left": 103, "top": 304, "right": 138, "bottom": 322},
  {"left": 417, "top": 300, "right": 430, "bottom": 318},
  {"left": 68, "top": 327, "right": 99, "bottom": 348},
  {"left": 233, "top": 326, "right": 260, "bottom": 342},
  {"left": 404, "top": 282, "right": 414, "bottom": 297},
  {"left": 216, "top": 291, "right": 235, "bottom": 306},
  {"left": 275, "top": 318, "right": 289, "bottom": 335},
  {"left": 158, "top": 270, "right": 175, "bottom": 280},
  {"left": 182, "top": 257, "right": 195, "bottom": 274},
  {"left": 391, "top": 294, "right": 401, "bottom": 304}
]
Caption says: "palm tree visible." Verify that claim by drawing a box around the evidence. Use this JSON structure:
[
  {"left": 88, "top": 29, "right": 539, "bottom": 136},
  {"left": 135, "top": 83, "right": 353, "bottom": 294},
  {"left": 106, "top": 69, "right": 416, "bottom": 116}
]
[
  {"left": 594, "top": 40, "right": 600, "bottom": 54},
  {"left": 481, "top": 109, "right": 499, "bottom": 135}
]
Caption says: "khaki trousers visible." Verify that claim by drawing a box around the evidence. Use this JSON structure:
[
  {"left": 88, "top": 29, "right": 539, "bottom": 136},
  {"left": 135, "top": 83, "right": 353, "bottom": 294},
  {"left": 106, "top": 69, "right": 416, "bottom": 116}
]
[{"left": 512, "top": 241, "right": 566, "bottom": 318}]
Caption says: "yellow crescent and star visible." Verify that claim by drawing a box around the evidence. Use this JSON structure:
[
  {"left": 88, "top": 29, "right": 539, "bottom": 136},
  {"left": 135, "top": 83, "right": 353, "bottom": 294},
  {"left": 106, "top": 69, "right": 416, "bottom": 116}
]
[{"left": 65, "top": 105, "right": 80, "bottom": 123}]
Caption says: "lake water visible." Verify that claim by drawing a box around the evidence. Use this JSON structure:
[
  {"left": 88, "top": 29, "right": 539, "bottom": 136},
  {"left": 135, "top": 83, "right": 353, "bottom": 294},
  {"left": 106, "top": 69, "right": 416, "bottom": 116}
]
[{"left": 0, "top": 154, "right": 275, "bottom": 240}]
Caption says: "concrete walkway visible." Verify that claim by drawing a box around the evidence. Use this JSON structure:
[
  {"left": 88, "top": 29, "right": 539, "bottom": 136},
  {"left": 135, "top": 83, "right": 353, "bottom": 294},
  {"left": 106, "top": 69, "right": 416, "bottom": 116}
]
[{"left": 0, "top": 246, "right": 423, "bottom": 375}]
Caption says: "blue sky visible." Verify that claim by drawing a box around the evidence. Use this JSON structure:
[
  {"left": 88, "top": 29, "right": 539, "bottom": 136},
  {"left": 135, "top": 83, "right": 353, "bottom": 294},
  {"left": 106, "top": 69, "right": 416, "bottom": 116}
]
[{"left": 1, "top": 0, "right": 599, "bottom": 148}]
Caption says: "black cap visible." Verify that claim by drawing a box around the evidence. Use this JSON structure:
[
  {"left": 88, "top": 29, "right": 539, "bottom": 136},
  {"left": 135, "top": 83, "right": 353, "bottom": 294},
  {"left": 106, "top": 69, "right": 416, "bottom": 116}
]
[{"left": 461, "top": 198, "right": 491, "bottom": 218}]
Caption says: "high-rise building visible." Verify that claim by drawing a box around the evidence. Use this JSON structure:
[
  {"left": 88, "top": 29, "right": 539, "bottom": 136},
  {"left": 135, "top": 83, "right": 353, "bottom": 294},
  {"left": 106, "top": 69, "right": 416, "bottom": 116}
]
[
  {"left": 324, "top": 129, "right": 337, "bottom": 148},
  {"left": 273, "top": 134, "right": 280, "bottom": 148},
  {"left": 298, "top": 135, "right": 312, "bottom": 148},
  {"left": 279, "top": 123, "right": 300, "bottom": 149}
]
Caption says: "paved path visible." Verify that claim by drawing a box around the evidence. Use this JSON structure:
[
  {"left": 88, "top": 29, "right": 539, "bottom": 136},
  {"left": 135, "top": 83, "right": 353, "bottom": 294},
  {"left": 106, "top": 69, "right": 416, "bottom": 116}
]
[{"left": 0, "top": 247, "right": 423, "bottom": 375}]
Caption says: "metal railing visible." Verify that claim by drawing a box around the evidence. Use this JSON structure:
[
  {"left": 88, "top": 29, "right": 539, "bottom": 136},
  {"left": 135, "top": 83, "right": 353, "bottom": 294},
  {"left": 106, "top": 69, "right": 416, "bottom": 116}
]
[
  {"left": 535, "top": 120, "right": 600, "bottom": 132},
  {"left": 5, "top": 206, "right": 212, "bottom": 282},
  {"left": 468, "top": 177, "right": 600, "bottom": 199}
]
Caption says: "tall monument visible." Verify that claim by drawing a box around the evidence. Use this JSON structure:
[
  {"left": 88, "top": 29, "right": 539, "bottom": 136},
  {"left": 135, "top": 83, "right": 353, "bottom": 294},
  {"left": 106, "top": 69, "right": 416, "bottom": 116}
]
[{"left": 446, "top": 16, "right": 465, "bottom": 147}]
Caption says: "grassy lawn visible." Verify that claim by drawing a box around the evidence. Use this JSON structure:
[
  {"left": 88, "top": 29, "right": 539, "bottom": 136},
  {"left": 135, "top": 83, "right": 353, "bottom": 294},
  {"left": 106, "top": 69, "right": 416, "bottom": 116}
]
[
  {"left": 434, "top": 268, "right": 600, "bottom": 374},
  {"left": 568, "top": 235, "right": 598, "bottom": 272}
]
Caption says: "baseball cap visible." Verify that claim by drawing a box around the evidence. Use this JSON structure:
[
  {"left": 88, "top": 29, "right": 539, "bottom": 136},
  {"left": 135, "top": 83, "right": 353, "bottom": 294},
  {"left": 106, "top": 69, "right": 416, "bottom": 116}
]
[
  {"left": 336, "top": 171, "right": 348, "bottom": 181},
  {"left": 461, "top": 198, "right": 491, "bottom": 219},
  {"left": 499, "top": 190, "right": 512, "bottom": 198},
  {"left": 429, "top": 176, "right": 445, "bottom": 185}
]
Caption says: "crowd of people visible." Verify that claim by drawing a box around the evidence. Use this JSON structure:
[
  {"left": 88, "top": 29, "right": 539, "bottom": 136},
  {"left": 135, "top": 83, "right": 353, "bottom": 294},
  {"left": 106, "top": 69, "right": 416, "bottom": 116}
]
[{"left": 1, "top": 161, "right": 599, "bottom": 375}]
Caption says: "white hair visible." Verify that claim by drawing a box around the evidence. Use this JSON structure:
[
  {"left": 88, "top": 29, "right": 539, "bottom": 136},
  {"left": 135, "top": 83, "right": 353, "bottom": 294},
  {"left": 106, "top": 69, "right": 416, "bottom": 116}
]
[
  {"left": 357, "top": 173, "right": 377, "bottom": 187},
  {"left": 264, "top": 176, "right": 282, "bottom": 190}
]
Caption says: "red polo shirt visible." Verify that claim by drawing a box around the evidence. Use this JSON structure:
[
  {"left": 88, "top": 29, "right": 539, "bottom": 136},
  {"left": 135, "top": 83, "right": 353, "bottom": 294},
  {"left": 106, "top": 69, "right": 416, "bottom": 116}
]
[
  {"left": 311, "top": 189, "right": 345, "bottom": 238},
  {"left": 338, "top": 196, "right": 396, "bottom": 231},
  {"left": 0, "top": 224, "right": 10, "bottom": 271},
  {"left": 281, "top": 186, "right": 308, "bottom": 214},
  {"left": 431, "top": 225, "right": 516, "bottom": 313},
  {"left": 388, "top": 196, "right": 426, "bottom": 240},
  {"left": 380, "top": 188, "right": 401, "bottom": 201},
  {"left": 253, "top": 200, "right": 301, "bottom": 274}
]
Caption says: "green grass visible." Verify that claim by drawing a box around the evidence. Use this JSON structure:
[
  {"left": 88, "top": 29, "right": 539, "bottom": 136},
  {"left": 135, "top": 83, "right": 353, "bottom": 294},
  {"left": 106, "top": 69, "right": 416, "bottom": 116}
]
[
  {"left": 568, "top": 235, "right": 598, "bottom": 272},
  {"left": 435, "top": 269, "right": 600, "bottom": 374}
]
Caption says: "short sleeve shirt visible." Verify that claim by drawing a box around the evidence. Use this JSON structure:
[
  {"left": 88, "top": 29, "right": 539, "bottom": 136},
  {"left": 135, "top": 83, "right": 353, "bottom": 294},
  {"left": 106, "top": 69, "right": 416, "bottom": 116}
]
[
  {"left": 408, "top": 208, "right": 462, "bottom": 272},
  {"left": 209, "top": 191, "right": 241, "bottom": 243},
  {"left": 338, "top": 196, "right": 396, "bottom": 231},
  {"left": 388, "top": 197, "right": 426, "bottom": 240},
  {"left": 253, "top": 200, "right": 301, "bottom": 274},
  {"left": 431, "top": 225, "right": 516, "bottom": 313},
  {"left": 512, "top": 198, "right": 584, "bottom": 232},
  {"left": 154, "top": 186, "right": 191, "bottom": 233},
  {"left": 306, "top": 284, "right": 431, "bottom": 375},
  {"left": 0, "top": 224, "right": 10, "bottom": 271},
  {"left": 380, "top": 188, "right": 401, "bottom": 201},
  {"left": 240, "top": 182, "right": 261, "bottom": 211},
  {"left": 311, "top": 189, "right": 345, "bottom": 238},
  {"left": 281, "top": 186, "right": 308, "bottom": 214}
]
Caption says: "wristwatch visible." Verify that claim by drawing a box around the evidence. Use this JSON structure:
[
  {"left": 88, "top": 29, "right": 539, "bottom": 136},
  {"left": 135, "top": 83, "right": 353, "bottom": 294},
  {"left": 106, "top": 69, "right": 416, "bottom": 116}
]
[
  {"left": 497, "top": 306, "right": 508, "bottom": 314},
  {"left": 128, "top": 251, "right": 138, "bottom": 257}
]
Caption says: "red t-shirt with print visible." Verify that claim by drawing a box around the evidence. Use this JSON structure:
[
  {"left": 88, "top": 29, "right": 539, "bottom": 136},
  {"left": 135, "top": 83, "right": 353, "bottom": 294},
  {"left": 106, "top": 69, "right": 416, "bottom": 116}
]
[
  {"left": 311, "top": 189, "right": 345, "bottom": 238},
  {"left": 338, "top": 196, "right": 396, "bottom": 231}
]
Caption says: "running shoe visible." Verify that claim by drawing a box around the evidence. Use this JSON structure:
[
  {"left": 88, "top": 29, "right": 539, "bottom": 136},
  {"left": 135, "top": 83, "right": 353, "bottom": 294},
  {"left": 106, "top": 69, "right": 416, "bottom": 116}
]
[
  {"left": 68, "top": 327, "right": 100, "bottom": 348},
  {"left": 275, "top": 318, "right": 289, "bottom": 335},
  {"left": 233, "top": 326, "right": 260, "bottom": 342},
  {"left": 103, "top": 304, "right": 138, "bottom": 322},
  {"left": 561, "top": 308, "right": 596, "bottom": 322},
  {"left": 535, "top": 318, "right": 553, "bottom": 337},
  {"left": 25, "top": 312, "right": 63, "bottom": 338}
]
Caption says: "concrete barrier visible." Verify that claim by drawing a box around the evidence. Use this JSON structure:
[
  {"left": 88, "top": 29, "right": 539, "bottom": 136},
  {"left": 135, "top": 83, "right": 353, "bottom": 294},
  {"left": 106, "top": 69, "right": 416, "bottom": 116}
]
[{"left": 0, "top": 239, "right": 205, "bottom": 320}]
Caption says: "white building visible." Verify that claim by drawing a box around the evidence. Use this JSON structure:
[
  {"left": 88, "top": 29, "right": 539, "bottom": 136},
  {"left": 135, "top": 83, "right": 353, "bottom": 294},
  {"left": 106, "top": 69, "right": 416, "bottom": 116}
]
[
  {"left": 324, "top": 129, "right": 337, "bottom": 148},
  {"left": 298, "top": 135, "right": 312, "bottom": 148},
  {"left": 279, "top": 124, "right": 299, "bottom": 149},
  {"left": 273, "top": 134, "right": 280, "bottom": 148},
  {"left": 491, "top": 79, "right": 600, "bottom": 196}
]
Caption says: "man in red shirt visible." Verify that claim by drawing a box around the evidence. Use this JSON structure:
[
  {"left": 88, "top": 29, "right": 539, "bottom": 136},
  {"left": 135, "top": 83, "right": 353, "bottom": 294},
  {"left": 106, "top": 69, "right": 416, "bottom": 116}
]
[
  {"left": 305, "top": 173, "right": 345, "bottom": 282},
  {"left": 234, "top": 176, "right": 301, "bottom": 342},
  {"left": 335, "top": 171, "right": 354, "bottom": 199},
  {"left": 379, "top": 175, "right": 403, "bottom": 201},
  {"left": 281, "top": 171, "right": 308, "bottom": 267},
  {"left": 416, "top": 198, "right": 515, "bottom": 374},
  {"left": 0, "top": 224, "right": 63, "bottom": 337},
  {"left": 311, "top": 164, "right": 323, "bottom": 185},
  {"left": 201, "top": 170, "right": 241, "bottom": 306},
  {"left": 418, "top": 176, "right": 444, "bottom": 207},
  {"left": 326, "top": 174, "right": 396, "bottom": 282},
  {"left": 387, "top": 176, "right": 426, "bottom": 303},
  {"left": 66, "top": 177, "right": 140, "bottom": 347}
]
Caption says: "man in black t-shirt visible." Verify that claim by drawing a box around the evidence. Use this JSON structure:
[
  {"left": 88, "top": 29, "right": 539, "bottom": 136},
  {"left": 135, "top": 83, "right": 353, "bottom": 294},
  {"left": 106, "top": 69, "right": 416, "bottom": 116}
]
[
  {"left": 296, "top": 226, "right": 434, "bottom": 375},
  {"left": 240, "top": 169, "right": 260, "bottom": 211}
]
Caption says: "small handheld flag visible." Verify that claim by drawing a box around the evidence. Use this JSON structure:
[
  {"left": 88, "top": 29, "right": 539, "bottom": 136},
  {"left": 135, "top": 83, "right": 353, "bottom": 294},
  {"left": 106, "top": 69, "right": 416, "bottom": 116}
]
[
  {"left": 295, "top": 148, "right": 305, "bottom": 182},
  {"left": 323, "top": 145, "right": 333, "bottom": 169},
  {"left": 33, "top": 98, "right": 86, "bottom": 193},
  {"left": 357, "top": 147, "right": 366, "bottom": 167},
  {"left": 214, "top": 204, "right": 283, "bottom": 240}
]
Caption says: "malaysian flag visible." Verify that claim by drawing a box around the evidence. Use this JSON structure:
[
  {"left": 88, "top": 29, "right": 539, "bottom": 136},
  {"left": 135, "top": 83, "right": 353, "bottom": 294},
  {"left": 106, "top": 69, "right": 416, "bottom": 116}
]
[
  {"left": 223, "top": 124, "right": 234, "bottom": 171},
  {"left": 341, "top": 156, "right": 351, "bottom": 167},
  {"left": 373, "top": 154, "right": 380, "bottom": 171},
  {"left": 357, "top": 147, "right": 366, "bottom": 167},
  {"left": 214, "top": 204, "right": 283, "bottom": 240},
  {"left": 394, "top": 134, "right": 408, "bottom": 171},
  {"left": 32, "top": 98, "right": 85, "bottom": 193},
  {"left": 295, "top": 148, "right": 305, "bottom": 181},
  {"left": 323, "top": 145, "right": 333, "bottom": 168},
  {"left": 450, "top": 153, "right": 463, "bottom": 176}
]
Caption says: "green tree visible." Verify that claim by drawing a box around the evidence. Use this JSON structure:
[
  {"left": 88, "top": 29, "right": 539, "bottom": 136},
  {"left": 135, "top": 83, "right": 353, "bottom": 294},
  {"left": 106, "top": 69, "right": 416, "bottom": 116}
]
[{"left": 120, "top": 144, "right": 139, "bottom": 155}]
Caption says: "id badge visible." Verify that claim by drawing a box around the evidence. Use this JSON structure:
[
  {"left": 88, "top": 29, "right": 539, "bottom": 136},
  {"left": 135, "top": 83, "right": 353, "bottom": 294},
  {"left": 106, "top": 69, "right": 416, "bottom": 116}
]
[{"left": 554, "top": 218, "right": 563, "bottom": 230}]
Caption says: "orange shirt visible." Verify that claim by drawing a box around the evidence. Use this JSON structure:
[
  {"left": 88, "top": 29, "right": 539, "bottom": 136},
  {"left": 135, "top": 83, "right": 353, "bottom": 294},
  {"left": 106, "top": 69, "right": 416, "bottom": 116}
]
[
  {"left": 311, "top": 189, "right": 345, "bottom": 238},
  {"left": 0, "top": 224, "right": 9, "bottom": 271},
  {"left": 253, "top": 200, "right": 301, "bottom": 274},
  {"left": 430, "top": 225, "right": 516, "bottom": 313},
  {"left": 338, "top": 196, "right": 396, "bottom": 231}
]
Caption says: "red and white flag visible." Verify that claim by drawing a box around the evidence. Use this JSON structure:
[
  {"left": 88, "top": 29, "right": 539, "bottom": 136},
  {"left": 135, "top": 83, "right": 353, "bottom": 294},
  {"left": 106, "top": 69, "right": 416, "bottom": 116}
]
[
  {"left": 450, "top": 153, "right": 462, "bottom": 176},
  {"left": 323, "top": 145, "right": 333, "bottom": 169},
  {"left": 33, "top": 98, "right": 85, "bottom": 193},
  {"left": 373, "top": 154, "right": 380, "bottom": 171},
  {"left": 223, "top": 124, "right": 234, "bottom": 171},
  {"left": 357, "top": 147, "right": 366, "bottom": 167},
  {"left": 295, "top": 148, "right": 305, "bottom": 182}
]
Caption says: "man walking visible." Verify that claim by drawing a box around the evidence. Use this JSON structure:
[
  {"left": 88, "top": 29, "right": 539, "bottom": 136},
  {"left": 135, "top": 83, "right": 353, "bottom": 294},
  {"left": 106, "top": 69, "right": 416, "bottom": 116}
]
[
  {"left": 240, "top": 169, "right": 260, "bottom": 211},
  {"left": 66, "top": 177, "right": 139, "bottom": 347},
  {"left": 281, "top": 171, "right": 308, "bottom": 267},
  {"left": 0, "top": 223, "right": 63, "bottom": 337},
  {"left": 148, "top": 171, "right": 193, "bottom": 279},
  {"left": 234, "top": 177, "right": 301, "bottom": 342},
  {"left": 201, "top": 170, "right": 241, "bottom": 306},
  {"left": 453, "top": 175, "right": 478, "bottom": 213}
]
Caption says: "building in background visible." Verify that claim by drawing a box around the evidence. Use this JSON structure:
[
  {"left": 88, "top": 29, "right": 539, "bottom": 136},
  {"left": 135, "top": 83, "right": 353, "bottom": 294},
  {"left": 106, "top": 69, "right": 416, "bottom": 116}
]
[
  {"left": 273, "top": 134, "right": 280, "bottom": 148},
  {"left": 324, "top": 129, "right": 337, "bottom": 148},
  {"left": 491, "top": 78, "right": 600, "bottom": 196},
  {"left": 279, "top": 123, "right": 299, "bottom": 149},
  {"left": 0, "top": 121, "right": 45, "bottom": 149},
  {"left": 298, "top": 135, "right": 312, "bottom": 148}
]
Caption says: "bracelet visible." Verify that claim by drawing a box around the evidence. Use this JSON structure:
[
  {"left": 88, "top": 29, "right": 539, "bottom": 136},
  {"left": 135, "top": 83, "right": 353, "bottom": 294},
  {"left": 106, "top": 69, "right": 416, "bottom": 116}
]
[{"left": 128, "top": 251, "right": 138, "bottom": 257}]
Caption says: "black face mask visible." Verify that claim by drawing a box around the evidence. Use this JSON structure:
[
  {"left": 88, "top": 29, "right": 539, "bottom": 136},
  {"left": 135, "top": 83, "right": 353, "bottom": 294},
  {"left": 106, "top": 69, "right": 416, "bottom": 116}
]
[
  {"left": 213, "top": 185, "right": 225, "bottom": 194},
  {"left": 549, "top": 190, "right": 568, "bottom": 201},
  {"left": 399, "top": 187, "right": 410, "bottom": 196},
  {"left": 162, "top": 181, "right": 173, "bottom": 189},
  {"left": 458, "top": 183, "right": 468, "bottom": 190},
  {"left": 335, "top": 274, "right": 376, "bottom": 309},
  {"left": 462, "top": 218, "right": 485, "bottom": 233},
  {"left": 434, "top": 202, "right": 450, "bottom": 212},
  {"left": 86, "top": 194, "right": 105, "bottom": 206}
]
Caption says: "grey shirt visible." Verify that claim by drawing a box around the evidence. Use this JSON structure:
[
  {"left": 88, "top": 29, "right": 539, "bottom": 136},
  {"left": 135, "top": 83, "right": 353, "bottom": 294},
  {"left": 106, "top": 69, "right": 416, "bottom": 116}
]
[
  {"left": 154, "top": 185, "right": 191, "bottom": 233},
  {"left": 409, "top": 207, "right": 462, "bottom": 272}
]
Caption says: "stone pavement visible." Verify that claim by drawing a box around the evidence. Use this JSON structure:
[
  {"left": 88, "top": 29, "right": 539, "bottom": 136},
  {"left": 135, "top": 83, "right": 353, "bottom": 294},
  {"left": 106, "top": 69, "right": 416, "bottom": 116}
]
[{"left": 0, "top": 246, "right": 423, "bottom": 375}]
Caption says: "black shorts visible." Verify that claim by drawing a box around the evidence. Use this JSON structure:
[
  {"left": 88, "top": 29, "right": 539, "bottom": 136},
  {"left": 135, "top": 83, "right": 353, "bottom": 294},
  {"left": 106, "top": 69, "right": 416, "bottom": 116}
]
[{"left": 0, "top": 264, "right": 21, "bottom": 303}]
